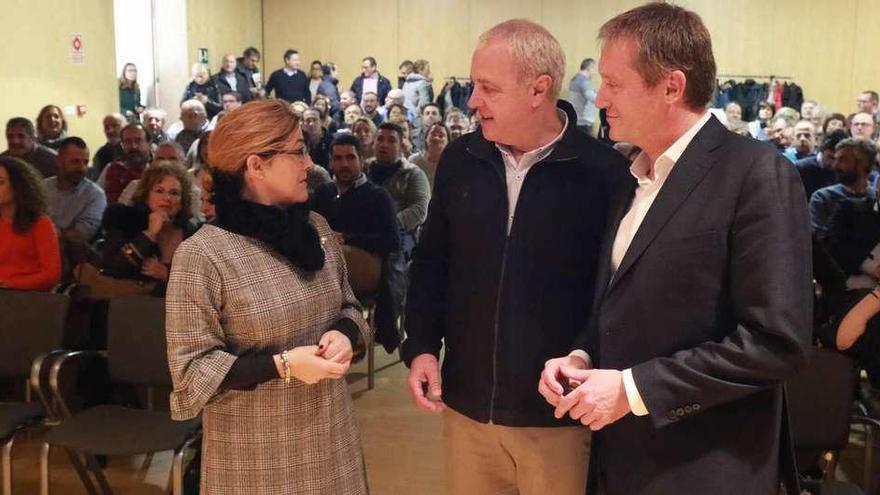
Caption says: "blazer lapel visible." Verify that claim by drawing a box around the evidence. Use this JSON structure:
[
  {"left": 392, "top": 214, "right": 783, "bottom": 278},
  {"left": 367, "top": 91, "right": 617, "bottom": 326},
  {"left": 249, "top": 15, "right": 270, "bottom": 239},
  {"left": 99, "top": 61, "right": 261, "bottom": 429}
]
[
  {"left": 608, "top": 117, "right": 727, "bottom": 291},
  {"left": 595, "top": 176, "right": 636, "bottom": 302}
]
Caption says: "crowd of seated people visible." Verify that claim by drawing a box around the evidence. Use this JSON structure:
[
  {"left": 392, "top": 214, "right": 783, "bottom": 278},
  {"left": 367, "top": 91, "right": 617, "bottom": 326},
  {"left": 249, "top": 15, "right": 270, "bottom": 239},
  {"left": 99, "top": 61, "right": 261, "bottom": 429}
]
[{"left": 8, "top": 44, "right": 880, "bottom": 390}]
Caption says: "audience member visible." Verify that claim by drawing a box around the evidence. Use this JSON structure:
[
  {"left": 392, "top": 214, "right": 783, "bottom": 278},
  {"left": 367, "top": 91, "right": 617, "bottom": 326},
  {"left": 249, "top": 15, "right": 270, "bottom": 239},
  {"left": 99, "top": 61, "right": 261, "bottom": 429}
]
[
  {"left": 143, "top": 107, "right": 170, "bottom": 147},
  {"left": 92, "top": 113, "right": 125, "bottom": 180},
  {"left": 311, "top": 95, "right": 338, "bottom": 134},
  {"left": 118, "top": 62, "right": 143, "bottom": 120},
  {"left": 3, "top": 117, "right": 58, "bottom": 178},
  {"left": 343, "top": 104, "right": 365, "bottom": 130},
  {"left": 783, "top": 120, "right": 817, "bottom": 162},
  {"left": 312, "top": 133, "right": 402, "bottom": 349},
  {"left": 198, "top": 171, "right": 215, "bottom": 223},
  {"left": 445, "top": 111, "right": 469, "bottom": 141},
  {"left": 207, "top": 91, "right": 242, "bottom": 130},
  {"left": 99, "top": 161, "right": 195, "bottom": 295},
  {"left": 351, "top": 56, "right": 392, "bottom": 103},
  {"left": 351, "top": 117, "right": 377, "bottom": 162},
  {"left": 43, "top": 137, "right": 106, "bottom": 242},
  {"left": 402, "top": 59, "right": 433, "bottom": 113},
  {"left": 748, "top": 101, "right": 775, "bottom": 140},
  {"left": 412, "top": 103, "right": 442, "bottom": 153},
  {"left": 767, "top": 116, "right": 792, "bottom": 152},
  {"left": 367, "top": 122, "right": 430, "bottom": 257},
  {"left": 335, "top": 90, "right": 358, "bottom": 127},
  {"left": 213, "top": 54, "right": 253, "bottom": 102},
  {"left": 98, "top": 124, "right": 151, "bottom": 203},
  {"left": 319, "top": 62, "right": 341, "bottom": 113},
  {"left": 796, "top": 129, "right": 848, "bottom": 199},
  {"left": 0, "top": 156, "right": 61, "bottom": 290},
  {"left": 236, "top": 46, "right": 262, "bottom": 93},
  {"left": 856, "top": 90, "right": 879, "bottom": 123},
  {"left": 265, "top": 49, "right": 310, "bottom": 103},
  {"left": 567, "top": 57, "right": 598, "bottom": 134},
  {"left": 302, "top": 107, "right": 332, "bottom": 171},
  {"left": 850, "top": 112, "right": 875, "bottom": 139},
  {"left": 308, "top": 60, "right": 324, "bottom": 105},
  {"left": 361, "top": 92, "right": 383, "bottom": 127},
  {"left": 398, "top": 59, "right": 414, "bottom": 89},
  {"left": 385, "top": 103, "right": 410, "bottom": 128},
  {"left": 35, "top": 105, "right": 68, "bottom": 151},
  {"left": 175, "top": 100, "right": 209, "bottom": 153},
  {"left": 183, "top": 63, "right": 221, "bottom": 118},
  {"left": 824, "top": 112, "right": 847, "bottom": 136},
  {"left": 408, "top": 123, "right": 449, "bottom": 188},
  {"left": 811, "top": 137, "right": 877, "bottom": 237}
]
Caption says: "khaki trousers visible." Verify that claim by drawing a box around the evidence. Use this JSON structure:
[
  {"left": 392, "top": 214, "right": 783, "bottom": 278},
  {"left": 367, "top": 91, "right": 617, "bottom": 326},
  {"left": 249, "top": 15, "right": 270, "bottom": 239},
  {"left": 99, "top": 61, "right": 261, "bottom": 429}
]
[{"left": 442, "top": 407, "right": 591, "bottom": 495}]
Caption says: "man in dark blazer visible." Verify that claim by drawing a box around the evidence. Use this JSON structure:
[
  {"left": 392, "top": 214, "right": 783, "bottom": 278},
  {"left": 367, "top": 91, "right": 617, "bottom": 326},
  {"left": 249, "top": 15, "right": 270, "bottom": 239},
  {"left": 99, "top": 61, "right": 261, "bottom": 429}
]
[{"left": 538, "top": 4, "right": 812, "bottom": 495}]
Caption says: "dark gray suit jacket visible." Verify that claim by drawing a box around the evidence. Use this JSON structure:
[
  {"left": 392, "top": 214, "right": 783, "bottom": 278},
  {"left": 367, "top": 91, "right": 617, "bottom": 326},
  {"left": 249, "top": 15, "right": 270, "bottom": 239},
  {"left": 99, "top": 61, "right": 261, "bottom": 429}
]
[{"left": 575, "top": 116, "right": 812, "bottom": 495}]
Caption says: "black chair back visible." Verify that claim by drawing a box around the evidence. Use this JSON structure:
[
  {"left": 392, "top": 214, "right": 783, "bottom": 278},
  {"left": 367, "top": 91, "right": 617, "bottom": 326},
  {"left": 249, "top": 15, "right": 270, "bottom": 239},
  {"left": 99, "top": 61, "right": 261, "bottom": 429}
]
[
  {"left": 0, "top": 289, "right": 69, "bottom": 378},
  {"left": 107, "top": 295, "right": 170, "bottom": 387},
  {"left": 787, "top": 347, "right": 857, "bottom": 455}
]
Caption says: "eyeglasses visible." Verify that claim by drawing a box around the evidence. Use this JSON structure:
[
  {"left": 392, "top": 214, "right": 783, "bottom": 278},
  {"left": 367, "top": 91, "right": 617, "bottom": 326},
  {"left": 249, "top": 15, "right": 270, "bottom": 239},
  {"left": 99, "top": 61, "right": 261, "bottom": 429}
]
[{"left": 151, "top": 187, "right": 182, "bottom": 199}]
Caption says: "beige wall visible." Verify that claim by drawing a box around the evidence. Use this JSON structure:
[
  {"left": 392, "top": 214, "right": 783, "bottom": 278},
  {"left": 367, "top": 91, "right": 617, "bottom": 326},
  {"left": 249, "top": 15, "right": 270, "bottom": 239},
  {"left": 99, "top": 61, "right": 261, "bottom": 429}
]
[
  {"left": 0, "top": 0, "right": 117, "bottom": 152},
  {"left": 187, "top": 0, "right": 264, "bottom": 75},
  {"left": 263, "top": 0, "right": 876, "bottom": 116}
]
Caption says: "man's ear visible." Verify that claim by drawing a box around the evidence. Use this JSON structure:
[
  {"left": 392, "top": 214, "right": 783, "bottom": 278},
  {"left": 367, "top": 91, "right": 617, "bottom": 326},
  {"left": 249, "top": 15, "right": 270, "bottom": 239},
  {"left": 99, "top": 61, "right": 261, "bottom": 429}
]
[
  {"left": 532, "top": 74, "right": 554, "bottom": 105},
  {"left": 665, "top": 70, "right": 687, "bottom": 105}
]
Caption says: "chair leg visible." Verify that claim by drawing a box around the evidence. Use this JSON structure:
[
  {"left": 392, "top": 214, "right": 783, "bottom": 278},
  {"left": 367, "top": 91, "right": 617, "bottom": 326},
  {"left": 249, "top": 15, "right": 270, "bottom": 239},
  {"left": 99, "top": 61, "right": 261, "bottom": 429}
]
[
  {"left": 2, "top": 434, "right": 14, "bottom": 495},
  {"left": 172, "top": 448, "right": 186, "bottom": 495},
  {"left": 865, "top": 425, "right": 875, "bottom": 493},
  {"left": 83, "top": 453, "right": 113, "bottom": 494},
  {"left": 40, "top": 442, "right": 50, "bottom": 495},
  {"left": 367, "top": 339, "right": 375, "bottom": 391}
]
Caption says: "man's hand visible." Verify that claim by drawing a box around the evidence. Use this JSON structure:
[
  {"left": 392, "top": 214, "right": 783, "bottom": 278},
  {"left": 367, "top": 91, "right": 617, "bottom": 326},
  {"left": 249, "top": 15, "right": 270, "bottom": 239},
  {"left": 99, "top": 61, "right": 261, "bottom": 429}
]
[
  {"left": 407, "top": 353, "right": 446, "bottom": 413},
  {"left": 539, "top": 354, "right": 589, "bottom": 406},
  {"left": 554, "top": 367, "right": 631, "bottom": 431}
]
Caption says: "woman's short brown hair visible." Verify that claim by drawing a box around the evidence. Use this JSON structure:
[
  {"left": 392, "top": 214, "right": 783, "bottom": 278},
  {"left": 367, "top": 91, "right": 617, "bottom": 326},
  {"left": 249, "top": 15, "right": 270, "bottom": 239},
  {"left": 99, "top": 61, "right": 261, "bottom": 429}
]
[
  {"left": 132, "top": 160, "right": 193, "bottom": 225},
  {"left": 599, "top": 2, "right": 716, "bottom": 110},
  {"left": 208, "top": 99, "right": 300, "bottom": 175}
]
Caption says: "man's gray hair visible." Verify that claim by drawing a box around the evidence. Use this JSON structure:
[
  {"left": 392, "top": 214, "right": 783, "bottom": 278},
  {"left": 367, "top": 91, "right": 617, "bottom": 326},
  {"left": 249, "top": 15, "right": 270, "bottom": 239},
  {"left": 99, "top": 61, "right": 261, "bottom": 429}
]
[
  {"left": 477, "top": 19, "right": 566, "bottom": 99},
  {"left": 181, "top": 99, "right": 207, "bottom": 115},
  {"left": 144, "top": 107, "right": 167, "bottom": 121}
]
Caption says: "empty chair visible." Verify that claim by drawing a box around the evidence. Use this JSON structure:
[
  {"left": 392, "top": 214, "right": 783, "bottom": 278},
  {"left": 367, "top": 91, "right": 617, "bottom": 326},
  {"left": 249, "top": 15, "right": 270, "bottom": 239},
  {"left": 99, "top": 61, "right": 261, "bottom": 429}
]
[
  {"left": 40, "top": 295, "right": 200, "bottom": 495},
  {"left": 0, "top": 289, "right": 70, "bottom": 495},
  {"left": 787, "top": 346, "right": 880, "bottom": 494}
]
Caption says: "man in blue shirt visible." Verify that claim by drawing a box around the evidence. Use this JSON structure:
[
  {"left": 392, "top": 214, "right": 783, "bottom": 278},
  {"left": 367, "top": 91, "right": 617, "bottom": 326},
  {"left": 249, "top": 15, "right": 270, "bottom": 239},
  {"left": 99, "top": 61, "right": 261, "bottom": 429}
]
[
  {"left": 43, "top": 137, "right": 106, "bottom": 242},
  {"left": 567, "top": 58, "right": 598, "bottom": 135}
]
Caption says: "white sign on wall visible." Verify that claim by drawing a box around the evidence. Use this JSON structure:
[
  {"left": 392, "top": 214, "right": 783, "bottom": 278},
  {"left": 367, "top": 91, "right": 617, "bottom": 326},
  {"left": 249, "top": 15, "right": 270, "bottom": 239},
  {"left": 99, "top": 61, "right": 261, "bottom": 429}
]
[{"left": 70, "top": 33, "right": 84, "bottom": 64}]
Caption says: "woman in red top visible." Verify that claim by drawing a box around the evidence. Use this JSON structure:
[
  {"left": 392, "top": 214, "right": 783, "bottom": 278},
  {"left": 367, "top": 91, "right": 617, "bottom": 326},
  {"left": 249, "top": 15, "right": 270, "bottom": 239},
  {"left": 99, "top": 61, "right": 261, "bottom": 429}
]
[{"left": 0, "top": 156, "right": 61, "bottom": 290}]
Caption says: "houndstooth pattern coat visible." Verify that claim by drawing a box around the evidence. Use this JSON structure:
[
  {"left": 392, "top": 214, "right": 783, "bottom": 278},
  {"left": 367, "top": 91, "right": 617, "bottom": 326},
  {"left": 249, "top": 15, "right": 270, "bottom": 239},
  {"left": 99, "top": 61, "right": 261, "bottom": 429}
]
[{"left": 166, "top": 213, "right": 370, "bottom": 494}]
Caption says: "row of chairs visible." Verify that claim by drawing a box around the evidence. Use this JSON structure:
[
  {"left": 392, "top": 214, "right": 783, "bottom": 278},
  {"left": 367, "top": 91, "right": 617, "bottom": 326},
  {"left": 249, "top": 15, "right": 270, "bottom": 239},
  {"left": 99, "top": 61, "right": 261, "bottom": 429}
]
[{"left": 0, "top": 291, "right": 200, "bottom": 495}]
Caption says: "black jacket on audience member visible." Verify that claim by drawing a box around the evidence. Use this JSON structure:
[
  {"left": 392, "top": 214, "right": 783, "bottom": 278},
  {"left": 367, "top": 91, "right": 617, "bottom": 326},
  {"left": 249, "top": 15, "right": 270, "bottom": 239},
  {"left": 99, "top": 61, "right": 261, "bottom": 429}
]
[
  {"left": 212, "top": 72, "right": 253, "bottom": 102},
  {"left": 401, "top": 100, "right": 628, "bottom": 427},
  {"left": 312, "top": 179, "right": 402, "bottom": 351},
  {"left": 99, "top": 204, "right": 196, "bottom": 296},
  {"left": 795, "top": 155, "right": 836, "bottom": 200},
  {"left": 181, "top": 81, "right": 221, "bottom": 118},
  {"left": 825, "top": 197, "right": 880, "bottom": 276}
]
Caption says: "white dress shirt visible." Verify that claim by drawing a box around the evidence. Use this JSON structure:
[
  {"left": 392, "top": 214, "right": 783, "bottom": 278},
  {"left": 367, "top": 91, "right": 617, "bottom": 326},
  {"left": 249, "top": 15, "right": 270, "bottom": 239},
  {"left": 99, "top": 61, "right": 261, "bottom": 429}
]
[
  {"left": 495, "top": 110, "right": 568, "bottom": 233},
  {"left": 572, "top": 111, "right": 712, "bottom": 417}
]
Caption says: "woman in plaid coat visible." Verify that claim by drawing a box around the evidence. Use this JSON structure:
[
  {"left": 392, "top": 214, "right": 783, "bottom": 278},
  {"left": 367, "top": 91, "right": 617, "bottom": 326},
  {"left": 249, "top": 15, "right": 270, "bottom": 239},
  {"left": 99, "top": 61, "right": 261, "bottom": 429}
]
[{"left": 166, "top": 100, "right": 370, "bottom": 494}]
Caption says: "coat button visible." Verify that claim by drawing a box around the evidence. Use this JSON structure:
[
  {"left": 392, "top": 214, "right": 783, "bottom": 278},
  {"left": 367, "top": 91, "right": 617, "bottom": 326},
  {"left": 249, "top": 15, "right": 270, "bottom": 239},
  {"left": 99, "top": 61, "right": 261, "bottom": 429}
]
[
  {"left": 667, "top": 410, "right": 677, "bottom": 421},
  {"left": 693, "top": 403, "right": 701, "bottom": 411},
  {"left": 675, "top": 408, "right": 684, "bottom": 416},
  {"left": 684, "top": 405, "right": 693, "bottom": 414}
]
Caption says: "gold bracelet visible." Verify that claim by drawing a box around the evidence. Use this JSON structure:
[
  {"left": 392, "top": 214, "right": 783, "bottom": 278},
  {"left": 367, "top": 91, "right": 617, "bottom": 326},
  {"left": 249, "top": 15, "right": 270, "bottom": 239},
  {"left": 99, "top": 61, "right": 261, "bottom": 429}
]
[{"left": 279, "top": 350, "right": 291, "bottom": 384}]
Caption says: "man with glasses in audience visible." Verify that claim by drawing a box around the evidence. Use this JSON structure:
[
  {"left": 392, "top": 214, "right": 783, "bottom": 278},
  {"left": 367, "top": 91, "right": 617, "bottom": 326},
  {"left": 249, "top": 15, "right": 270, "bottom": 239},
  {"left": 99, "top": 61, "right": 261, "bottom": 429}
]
[
  {"left": 98, "top": 124, "right": 151, "bottom": 203},
  {"left": 851, "top": 112, "right": 875, "bottom": 139},
  {"left": 351, "top": 56, "right": 392, "bottom": 104},
  {"left": 143, "top": 108, "right": 170, "bottom": 147}
]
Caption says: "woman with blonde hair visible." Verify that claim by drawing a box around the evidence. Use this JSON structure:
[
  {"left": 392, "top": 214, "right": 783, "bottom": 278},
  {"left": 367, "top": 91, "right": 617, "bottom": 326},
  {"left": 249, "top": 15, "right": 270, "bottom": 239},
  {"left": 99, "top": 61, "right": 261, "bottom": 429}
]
[
  {"left": 351, "top": 116, "right": 377, "bottom": 162},
  {"left": 166, "top": 99, "right": 370, "bottom": 494}
]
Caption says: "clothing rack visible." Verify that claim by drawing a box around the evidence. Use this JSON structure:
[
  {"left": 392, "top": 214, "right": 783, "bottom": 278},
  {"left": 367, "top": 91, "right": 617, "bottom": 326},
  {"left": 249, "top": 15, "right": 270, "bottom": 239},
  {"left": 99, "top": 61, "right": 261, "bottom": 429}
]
[
  {"left": 717, "top": 74, "right": 793, "bottom": 80},
  {"left": 446, "top": 76, "right": 472, "bottom": 81}
]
